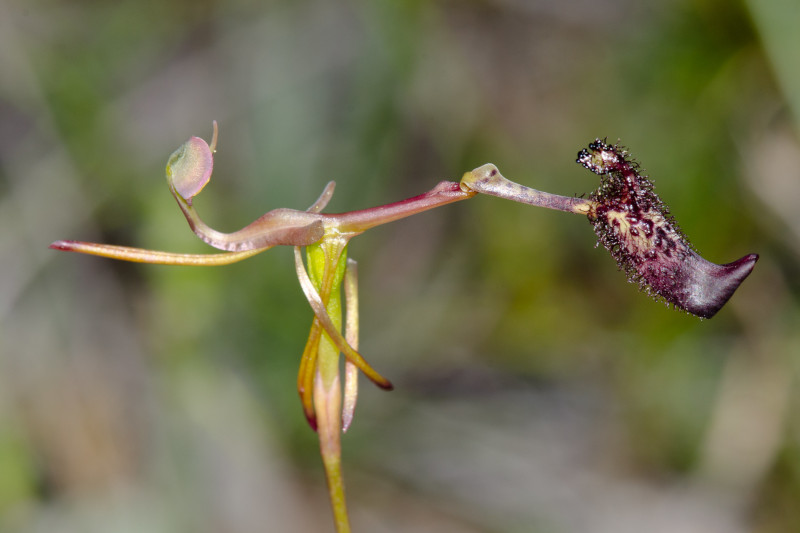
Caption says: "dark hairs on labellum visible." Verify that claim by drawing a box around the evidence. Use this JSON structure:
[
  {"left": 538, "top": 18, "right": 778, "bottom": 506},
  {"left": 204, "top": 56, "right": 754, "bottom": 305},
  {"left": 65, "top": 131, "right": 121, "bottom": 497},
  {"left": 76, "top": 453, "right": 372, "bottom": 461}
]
[{"left": 577, "top": 139, "right": 757, "bottom": 318}]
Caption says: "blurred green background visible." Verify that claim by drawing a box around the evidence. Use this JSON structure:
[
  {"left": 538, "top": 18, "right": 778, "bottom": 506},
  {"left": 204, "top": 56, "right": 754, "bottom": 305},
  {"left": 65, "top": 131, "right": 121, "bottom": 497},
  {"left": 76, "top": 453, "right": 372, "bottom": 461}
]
[{"left": 1, "top": 0, "right": 798, "bottom": 531}]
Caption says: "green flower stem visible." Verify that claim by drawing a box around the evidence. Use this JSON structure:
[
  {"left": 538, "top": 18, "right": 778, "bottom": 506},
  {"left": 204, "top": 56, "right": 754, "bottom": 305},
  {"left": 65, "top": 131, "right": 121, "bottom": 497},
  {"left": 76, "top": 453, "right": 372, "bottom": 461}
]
[
  {"left": 315, "top": 372, "right": 349, "bottom": 533},
  {"left": 306, "top": 238, "right": 348, "bottom": 386},
  {"left": 306, "top": 237, "right": 352, "bottom": 532}
]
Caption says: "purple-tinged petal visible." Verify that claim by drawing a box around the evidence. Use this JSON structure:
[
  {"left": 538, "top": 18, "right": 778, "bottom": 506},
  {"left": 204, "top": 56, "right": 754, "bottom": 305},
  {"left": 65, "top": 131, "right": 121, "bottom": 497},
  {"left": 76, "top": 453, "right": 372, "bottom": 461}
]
[{"left": 578, "top": 139, "right": 757, "bottom": 318}]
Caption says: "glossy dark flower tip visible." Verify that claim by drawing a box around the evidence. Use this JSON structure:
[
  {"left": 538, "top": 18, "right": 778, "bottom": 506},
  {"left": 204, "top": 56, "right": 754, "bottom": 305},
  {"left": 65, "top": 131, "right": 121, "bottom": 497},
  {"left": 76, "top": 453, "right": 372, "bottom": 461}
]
[
  {"left": 578, "top": 139, "right": 757, "bottom": 318},
  {"left": 679, "top": 252, "right": 758, "bottom": 318}
]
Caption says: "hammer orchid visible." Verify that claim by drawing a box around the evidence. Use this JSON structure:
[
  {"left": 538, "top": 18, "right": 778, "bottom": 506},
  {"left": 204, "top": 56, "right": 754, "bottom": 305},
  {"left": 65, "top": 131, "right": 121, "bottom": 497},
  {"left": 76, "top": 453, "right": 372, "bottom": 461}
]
[{"left": 51, "top": 126, "right": 757, "bottom": 532}]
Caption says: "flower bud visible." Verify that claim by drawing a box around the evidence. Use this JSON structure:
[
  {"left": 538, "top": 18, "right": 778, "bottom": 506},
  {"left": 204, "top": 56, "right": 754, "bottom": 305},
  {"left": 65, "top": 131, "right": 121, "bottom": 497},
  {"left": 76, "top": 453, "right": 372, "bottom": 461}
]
[{"left": 577, "top": 139, "right": 757, "bottom": 318}]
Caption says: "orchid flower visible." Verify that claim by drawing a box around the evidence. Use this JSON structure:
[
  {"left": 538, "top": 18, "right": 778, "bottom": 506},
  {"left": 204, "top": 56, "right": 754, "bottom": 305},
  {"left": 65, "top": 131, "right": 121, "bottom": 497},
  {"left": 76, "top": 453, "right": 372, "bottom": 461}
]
[{"left": 51, "top": 126, "right": 757, "bottom": 532}]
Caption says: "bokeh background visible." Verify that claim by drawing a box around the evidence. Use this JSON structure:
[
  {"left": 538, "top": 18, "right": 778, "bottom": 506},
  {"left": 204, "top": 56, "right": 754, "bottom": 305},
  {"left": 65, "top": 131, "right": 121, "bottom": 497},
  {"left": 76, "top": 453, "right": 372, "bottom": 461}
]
[{"left": 1, "top": 0, "right": 798, "bottom": 531}]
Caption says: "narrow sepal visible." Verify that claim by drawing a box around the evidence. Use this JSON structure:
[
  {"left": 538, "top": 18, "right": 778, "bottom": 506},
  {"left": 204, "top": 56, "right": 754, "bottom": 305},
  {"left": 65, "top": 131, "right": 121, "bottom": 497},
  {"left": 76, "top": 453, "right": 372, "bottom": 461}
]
[
  {"left": 298, "top": 321, "right": 323, "bottom": 431},
  {"left": 49, "top": 240, "right": 269, "bottom": 265},
  {"left": 342, "top": 258, "right": 359, "bottom": 433}
]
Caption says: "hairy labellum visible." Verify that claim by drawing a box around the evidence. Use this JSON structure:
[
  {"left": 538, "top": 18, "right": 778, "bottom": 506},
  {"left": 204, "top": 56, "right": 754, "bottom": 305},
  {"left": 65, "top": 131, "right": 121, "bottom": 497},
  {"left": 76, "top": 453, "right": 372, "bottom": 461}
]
[{"left": 577, "top": 139, "right": 757, "bottom": 318}]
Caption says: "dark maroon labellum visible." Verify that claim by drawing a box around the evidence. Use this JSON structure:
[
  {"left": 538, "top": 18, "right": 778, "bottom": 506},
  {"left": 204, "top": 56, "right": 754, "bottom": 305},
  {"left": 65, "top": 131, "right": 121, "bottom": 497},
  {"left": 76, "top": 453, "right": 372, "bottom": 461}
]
[{"left": 577, "top": 139, "right": 757, "bottom": 318}]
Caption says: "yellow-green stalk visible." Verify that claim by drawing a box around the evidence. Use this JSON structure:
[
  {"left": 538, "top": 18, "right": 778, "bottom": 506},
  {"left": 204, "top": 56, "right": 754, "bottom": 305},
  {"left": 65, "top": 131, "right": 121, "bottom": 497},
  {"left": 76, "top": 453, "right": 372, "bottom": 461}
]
[{"left": 306, "top": 238, "right": 351, "bottom": 533}]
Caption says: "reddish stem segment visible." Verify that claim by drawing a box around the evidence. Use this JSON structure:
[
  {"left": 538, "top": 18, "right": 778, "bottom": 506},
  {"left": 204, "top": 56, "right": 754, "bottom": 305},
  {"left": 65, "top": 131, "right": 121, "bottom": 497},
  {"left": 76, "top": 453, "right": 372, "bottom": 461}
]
[{"left": 329, "top": 181, "right": 476, "bottom": 234}]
